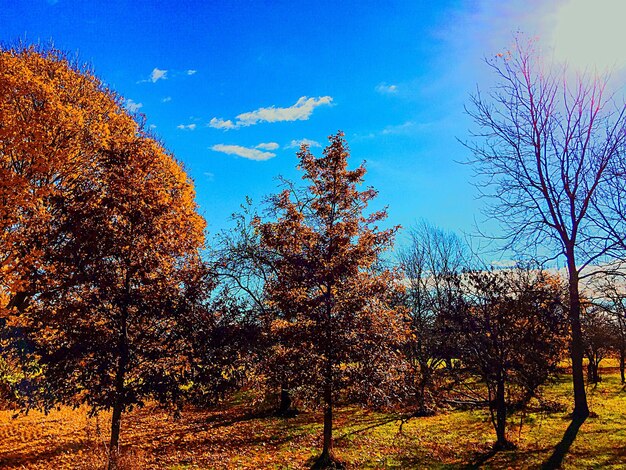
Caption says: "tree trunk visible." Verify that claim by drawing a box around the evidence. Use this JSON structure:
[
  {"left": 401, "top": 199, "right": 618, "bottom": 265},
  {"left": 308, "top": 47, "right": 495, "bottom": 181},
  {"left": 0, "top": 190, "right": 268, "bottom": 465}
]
[
  {"left": 321, "top": 380, "right": 333, "bottom": 460},
  {"left": 108, "top": 400, "right": 123, "bottom": 469},
  {"left": 592, "top": 360, "right": 600, "bottom": 383},
  {"left": 566, "top": 259, "right": 590, "bottom": 419},
  {"left": 416, "top": 362, "right": 430, "bottom": 415},
  {"left": 278, "top": 385, "right": 292, "bottom": 416},
  {"left": 495, "top": 377, "right": 508, "bottom": 449},
  {"left": 108, "top": 300, "right": 129, "bottom": 469},
  {"left": 619, "top": 347, "right": 626, "bottom": 383}
]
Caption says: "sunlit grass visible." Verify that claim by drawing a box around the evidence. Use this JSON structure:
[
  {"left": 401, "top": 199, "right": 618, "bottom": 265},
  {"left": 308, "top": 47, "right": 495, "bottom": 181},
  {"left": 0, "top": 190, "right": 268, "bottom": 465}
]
[{"left": 1, "top": 369, "right": 625, "bottom": 469}]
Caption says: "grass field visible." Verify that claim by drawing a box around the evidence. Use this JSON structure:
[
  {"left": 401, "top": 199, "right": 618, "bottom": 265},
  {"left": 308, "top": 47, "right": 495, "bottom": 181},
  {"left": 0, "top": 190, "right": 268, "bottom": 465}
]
[{"left": 1, "top": 368, "right": 625, "bottom": 469}]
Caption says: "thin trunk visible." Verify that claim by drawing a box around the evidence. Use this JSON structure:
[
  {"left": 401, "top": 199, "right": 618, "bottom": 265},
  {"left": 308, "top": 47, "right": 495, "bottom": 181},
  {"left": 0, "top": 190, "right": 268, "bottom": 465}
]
[
  {"left": 321, "top": 379, "right": 333, "bottom": 459},
  {"left": 278, "top": 384, "right": 291, "bottom": 415},
  {"left": 417, "top": 362, "right": 429, "bottom": 414},
  {"left": 108, "top": 401, "right": 123, "bottom": 469},
  {"left": 108, "top": 297, "right": 129, "bottom": 469},
  {"left": 495, "top": 376, "right": 507, "bottom": 448},
  {"left": 319, "top": 282, "right": 334, "bottom": 463},
  {"left": 619, "top": 346, "right": 626, "bottom": 383},
  {"left": 566, "top": 257, "right": 590, "bottom": 419}
]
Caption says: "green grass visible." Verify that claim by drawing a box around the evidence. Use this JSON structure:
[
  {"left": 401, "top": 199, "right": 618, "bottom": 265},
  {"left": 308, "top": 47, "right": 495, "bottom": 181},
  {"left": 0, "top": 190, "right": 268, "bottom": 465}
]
[{"left": 1, "top": 368, "right": 625, "bottom": 469}]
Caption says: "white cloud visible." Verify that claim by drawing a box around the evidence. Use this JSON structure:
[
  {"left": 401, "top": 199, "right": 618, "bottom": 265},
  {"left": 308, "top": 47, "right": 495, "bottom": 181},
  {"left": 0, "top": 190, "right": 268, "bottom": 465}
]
[
  {"left": 204, "top": 171, "right": 215, "bottom": 181},
  {"left": 150, "top": 68, "right": 168, "bottom": 82},
  {"left": 209, "top": 96, "right": 333, "bottom": 130},
  {"left": 149, "top": 124, "right": 157, "bottom": 129},
  {"left": 211, "top": 144, "right": 276, "bottom": 161},
  {"left": 177, "top": 124, "right": 197, "bottom": 131},
  {"left": 186, "top": 69, "right": 197, "bottom": 75},
  {"left": 256, "top": 142, "right": 279, "bottom": 150},
  {"left": 125, "top": 99, "right": 143, "bottom": 113},
  {"left": 161, "top": 96, "right": 172, "bottom": 103},
  {"left": 209, "top": 117, "right": 237, "bottom": 130},
  {"left": 376, "top": 83, "right": 398, "bottom": 94},
  {"left": 286, "top": 138, "right": 322, "bottom": 149}
]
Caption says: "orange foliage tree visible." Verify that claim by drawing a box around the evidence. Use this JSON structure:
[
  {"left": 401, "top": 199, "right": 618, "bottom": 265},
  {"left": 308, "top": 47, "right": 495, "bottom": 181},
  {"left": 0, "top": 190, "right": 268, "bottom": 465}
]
[
  {"left": 0, "top": 46, "right": 206, "bottom": 464},
  {"left": 0, "top": 46, "right": 135, "bottom": 315},
  {"left": 256, "top": 132, "right": 404, "bottom": 466}
]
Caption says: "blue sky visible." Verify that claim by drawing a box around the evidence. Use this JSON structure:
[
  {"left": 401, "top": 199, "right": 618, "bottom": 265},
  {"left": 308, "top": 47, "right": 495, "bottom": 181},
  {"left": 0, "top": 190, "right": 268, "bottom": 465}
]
[{"left": 3, "top": 0, "right": 625, "bottom": 252}]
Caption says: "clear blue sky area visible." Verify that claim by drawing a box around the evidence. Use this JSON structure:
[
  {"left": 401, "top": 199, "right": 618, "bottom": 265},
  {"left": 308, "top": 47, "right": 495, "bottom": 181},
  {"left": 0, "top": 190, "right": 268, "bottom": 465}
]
[{"left": 2, "top": 0, "right": 620, "bottom": 254}]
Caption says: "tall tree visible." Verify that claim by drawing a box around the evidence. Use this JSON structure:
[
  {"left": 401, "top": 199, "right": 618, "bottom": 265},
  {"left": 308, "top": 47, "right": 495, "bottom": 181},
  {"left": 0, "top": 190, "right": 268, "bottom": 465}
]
[
  {"left": 466, "top": 39, "right": 626, "bottom": 418},
  {"left": 0, "top": 47, "right": 206, "bottom": 467},
  {"left": 17, "top": 134, "right": 205, "bottom": 462},
  {"left": 0, "top": 46, "right": 134, "bottom": 316},
  {"left": 257, "top": 132, "right": 403, "bottom": 467}
]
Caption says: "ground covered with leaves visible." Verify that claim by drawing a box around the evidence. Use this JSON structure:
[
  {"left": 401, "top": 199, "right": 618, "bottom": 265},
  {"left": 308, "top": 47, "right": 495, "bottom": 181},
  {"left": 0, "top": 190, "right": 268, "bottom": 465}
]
[{"left": 1, "top": 370, "right": 625, "bottom": 469}]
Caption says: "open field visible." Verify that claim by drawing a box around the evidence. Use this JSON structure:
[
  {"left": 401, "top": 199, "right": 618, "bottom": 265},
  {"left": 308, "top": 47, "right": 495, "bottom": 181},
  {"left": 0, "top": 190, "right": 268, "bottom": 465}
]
[{"left": 1, "top": 369, "right": 625, "bottom": 469}]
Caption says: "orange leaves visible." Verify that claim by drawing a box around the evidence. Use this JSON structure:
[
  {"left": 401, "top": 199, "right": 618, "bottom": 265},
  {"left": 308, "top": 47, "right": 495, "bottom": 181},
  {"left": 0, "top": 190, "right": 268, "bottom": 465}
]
[
  {"left": 0, "top": 46, "right": 207, "bottom": 454},
  {"left": 257, "top": 132, "right": 405, "bottom": 414}
]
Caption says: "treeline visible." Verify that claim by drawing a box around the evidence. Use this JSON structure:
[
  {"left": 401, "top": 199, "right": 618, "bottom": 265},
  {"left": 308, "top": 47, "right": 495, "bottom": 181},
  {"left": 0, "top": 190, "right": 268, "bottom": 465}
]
[{"left": 2, "top": 41, "right": 626, "bottom": 469}]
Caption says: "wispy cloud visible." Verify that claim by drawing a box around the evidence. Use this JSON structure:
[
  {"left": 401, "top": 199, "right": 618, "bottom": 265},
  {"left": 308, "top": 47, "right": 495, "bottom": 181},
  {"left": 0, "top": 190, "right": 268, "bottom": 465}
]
[
  {"left": 186, "top": 69, "right": 197, "bottom": 75},
  {"left": 177, "top": 123, "right": 197, "bottom": 131},
  {"left": 204, "top": 171, "right": 215, "bottom": 181},
  {"left": 256, "top": 142, "right": 280, "bottom": 150},
  {"left": 286, "top": 138, "right": 322, "bottom": 149},
  {"left": 150, "top": 68, "right": 167, "bottom": 82},
  {"left": 211, "top": 144, "right": 276, "bottom": 161},
  {"left": 161, "top": 96, "right": 172, "bottom": 103},
  {"left": 138, "top": 68, "right": 168, "bottom": 84},
  {"left": 209, "top": 96, "right": 333, "bottom": 130},
  {"left": 209, "top": 117, "right": 237, "bottom": 130},
  {"left": 125, "top": 99, "right": 143, "bottom": 113},
  {"left": 376, "top": 83, "right": 398, "bottom": 94}
]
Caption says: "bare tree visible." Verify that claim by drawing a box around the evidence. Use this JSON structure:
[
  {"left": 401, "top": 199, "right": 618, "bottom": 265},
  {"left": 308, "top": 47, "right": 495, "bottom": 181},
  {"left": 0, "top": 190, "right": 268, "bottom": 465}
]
[
  {"left": 397, "top": 221, "right": 468, "bottom": 414},
  {"left": 466, "top": 39, "right": 626, "bottom": 418}
]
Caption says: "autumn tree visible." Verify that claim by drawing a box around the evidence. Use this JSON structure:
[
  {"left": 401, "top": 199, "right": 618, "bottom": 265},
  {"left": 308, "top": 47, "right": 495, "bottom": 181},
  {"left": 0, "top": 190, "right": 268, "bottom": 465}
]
[
  {"left": 0, "top": 47, "right": 206, "bottom": 466},
  {"left": 451, "top": 268, "right": 567, "bottom": 449},
  {"left": 0, "top": 46, "right": 135, "bottom": 317},
  {"left": 18, "top": 134, "right": 205, "bottom": 462},
  {"left": 257, "top": 132, "right": 403, "bottom": 467},
  {"left": 466, "top": 38, "right": 626, "bottom": 419},
  {"left": 397, "top": 222, "right": 468, "bottom": 414}
]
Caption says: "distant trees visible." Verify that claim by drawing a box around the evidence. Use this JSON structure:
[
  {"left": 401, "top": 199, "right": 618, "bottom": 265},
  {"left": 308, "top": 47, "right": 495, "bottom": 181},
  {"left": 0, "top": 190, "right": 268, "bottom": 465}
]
[
  {"left": 587, "top": 275, "right": 626, "bottom": 384},
  {"left": 452, "top": 268, "right": 567, "bottom": 449},
  {"left": 580, "top": 303, "right": 615, "bottom": 384},
  {"left": 466, "top": 39, "right": 626, "bottom": 419},
  {"left": 256, "top": 133, "right": 404, "bottom": 467},
  {"left": 397, "top": 222, "right": 467, "bottom": 414},
  {"left": 0, "top": 46, "right": 206, "bottom": 468}
]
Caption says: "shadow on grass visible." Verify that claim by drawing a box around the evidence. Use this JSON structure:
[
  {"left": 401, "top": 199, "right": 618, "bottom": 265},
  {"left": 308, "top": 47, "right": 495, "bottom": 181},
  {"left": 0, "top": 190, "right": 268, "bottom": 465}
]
[
  {"left": 0, "top": 440, "right": 90, "bottom": 468},
  {"left": 541, "top": 414, "right": 587, "bottom": 470},
  {"left": 462, "top": 448, "right": 498, "bottom": 469},
  {"left": 335, "top": 414, "right": 406, "bottom": 443}
]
